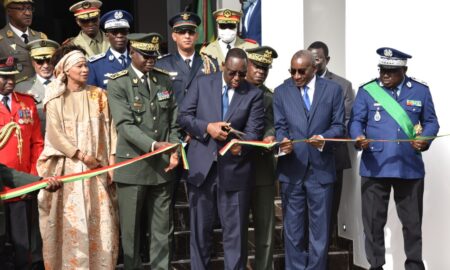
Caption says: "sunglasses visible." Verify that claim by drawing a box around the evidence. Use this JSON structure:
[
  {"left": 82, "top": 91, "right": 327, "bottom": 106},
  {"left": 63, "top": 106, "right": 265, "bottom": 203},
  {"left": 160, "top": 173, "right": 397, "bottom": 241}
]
[
  {"left": 227, "top": 70, "right": 246, "bottom": 78},
  {"left": 289, "top": 68, "right": 309, "bottom": 76},
  {"left": 78, "top": 17, "right": 99, "bottom": 24},
  {"left": 379, "top": 67, "right": 402, "bottom": 74},
  {"left": 218, "top": 23, "right": 237, "bottom": 30},
  {"left": 8, "top": 5, "right": 34, "bottom": 12},
  {"left": 107, "top": 28, "right": 129, "bottom": 36},
  {"left": 175, "top": 29, "right": 196, "bottom": 36},
  {"left": 34, "top": 58, "right": 51, "bottom": 65}
]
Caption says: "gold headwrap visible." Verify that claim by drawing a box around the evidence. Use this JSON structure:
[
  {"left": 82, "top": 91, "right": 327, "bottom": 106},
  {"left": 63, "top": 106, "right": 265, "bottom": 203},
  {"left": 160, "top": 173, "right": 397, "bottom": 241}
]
[{"left": 44, "top": 50, "right": 86, "bottom": 107}]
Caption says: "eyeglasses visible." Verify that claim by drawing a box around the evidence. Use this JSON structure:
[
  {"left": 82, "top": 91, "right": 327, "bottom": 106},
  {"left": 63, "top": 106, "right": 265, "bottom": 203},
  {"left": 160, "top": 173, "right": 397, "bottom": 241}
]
[
  {"left": 218, "top": 23, "right": 237, "bottom": 30},
  {"left": 289, "top": 67, "right": 309, "bottom": 76},
  {"left": 107, "top": 28, "right": 129, "bottom": 36},
  {"left": 34, "top": 58, "right": 51, "bottom": 65},
  {"left": 175, "top": 29, "right": 196, "bottom": 36},
  {"left": 227, "top": 70, "right": 246, "bottom": 78},
  {"left": 78, "top": 17, "right": 99, "bottom": 24},
  {"left": 8, "top": 5, "right": 34, "bottom": 12}
]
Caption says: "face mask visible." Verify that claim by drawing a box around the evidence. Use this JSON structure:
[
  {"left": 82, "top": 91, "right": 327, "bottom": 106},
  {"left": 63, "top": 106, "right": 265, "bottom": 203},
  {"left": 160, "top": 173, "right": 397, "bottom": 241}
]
[{"left": 217, "top": 28, "right": 237, "bottom": 43}]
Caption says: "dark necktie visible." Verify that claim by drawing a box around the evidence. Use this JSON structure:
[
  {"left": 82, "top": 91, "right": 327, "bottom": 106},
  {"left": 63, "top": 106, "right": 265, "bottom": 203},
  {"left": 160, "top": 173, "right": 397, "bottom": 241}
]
[
  {"left": 222, "top": 85, "right": 229, "bottom": 120},
  {"left": 392, "top": 87, "right": 399, "bottom": 100},
  {"left": 142, "top": 74, "right": 150, "bottom": 93},
  {"left": 21, "top": 33, "right": 29, "bottom": 44},
  {"left": 226, "top": 43, "right": 231, "bottom": 50},
  {"left": 185, "top": 58, "right": 191, "bottom": 69},
  {"left": 119, "top": 55, "right": 126, "bottom": 69},
  {"left": 303, "top": 86, "right": 311, "bottom": 111},
  {"left": 43, "top": 79, "right": 51, "bottom": 85},
  {"left": 2, "top": 96, "right": 10, "bottom": 112}
]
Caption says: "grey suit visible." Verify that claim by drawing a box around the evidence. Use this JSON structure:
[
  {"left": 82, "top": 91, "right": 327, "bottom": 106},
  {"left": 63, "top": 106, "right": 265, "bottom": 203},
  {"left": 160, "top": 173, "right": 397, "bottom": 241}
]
[
  {"left": 0, "top": 24, "right": 47, "bottom": 80},
  {"left": 15, "top": 76, "right": 46, "bottom": 136}
]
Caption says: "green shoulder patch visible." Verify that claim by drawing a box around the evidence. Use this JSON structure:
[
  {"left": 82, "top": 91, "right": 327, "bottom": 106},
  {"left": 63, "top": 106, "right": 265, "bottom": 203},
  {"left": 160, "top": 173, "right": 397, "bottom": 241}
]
[{"left": 109, "top": 70, "right": 128, "bottom": 80}]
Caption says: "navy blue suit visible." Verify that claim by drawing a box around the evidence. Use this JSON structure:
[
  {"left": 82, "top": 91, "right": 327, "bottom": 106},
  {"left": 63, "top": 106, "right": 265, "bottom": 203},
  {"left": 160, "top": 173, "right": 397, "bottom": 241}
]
[
  {"left": 87, "top": 48, "right": 131, "bottom": 90},
  {"left": 178, "top": 72, "right": 264, "bottom": 269},
  {"left": 273, "top": 76, "right": 345, "bottom": 270},
  {"left": 155, "top": 52, "right": 218, "bottom": 106},
  {"left": 242, "top": 0, "right": 262, "bottom": 45},
  {"left": 349, "top": 77, "right": 439, "bottom": 270}
]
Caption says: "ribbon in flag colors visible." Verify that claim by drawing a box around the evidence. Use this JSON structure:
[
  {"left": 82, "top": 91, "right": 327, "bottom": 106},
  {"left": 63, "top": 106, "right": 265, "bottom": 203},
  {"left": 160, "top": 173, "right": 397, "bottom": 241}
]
[
  {"left": 218, "top": 134, "right": 450, "bottom": 156},
  {"left": 0, "top": 143, "right": 188, "bottom": 201}
]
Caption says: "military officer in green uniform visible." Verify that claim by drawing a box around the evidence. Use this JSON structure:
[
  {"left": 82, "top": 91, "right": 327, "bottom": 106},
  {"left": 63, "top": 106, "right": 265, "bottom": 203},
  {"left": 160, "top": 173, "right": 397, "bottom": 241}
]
[
  {"left": 201, "top": 8, "right": 258, "bottom": 67},
  {"left": 65, "top": 0, "right": 109, "bottom": 57},
  {"left": 15, "top": 39, "right": 59, "bottom": 136},
  {"left": 0, "top": 163, "right": 61, "bottom": 269},
  {"left": 0, "top": 0, "right": 47, "bottom": 81},
  {"left": 245, "top": 46, "right": 278, "bottom": 270},
  {"left": 107, "top": 33, "right": 180, "bottom": 270}
]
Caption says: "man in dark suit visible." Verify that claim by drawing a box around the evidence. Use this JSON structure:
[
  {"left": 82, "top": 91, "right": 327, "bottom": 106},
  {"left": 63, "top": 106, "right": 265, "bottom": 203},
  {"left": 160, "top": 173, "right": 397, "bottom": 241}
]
[
  {"left": 307, "top": 41, "right": 354, "bottom": 250},
  {"left": 178, "top": 48, "right": 264, "bottom": 270},
  {"left": 242, "top": 0, "right": 261, "bottom": 45},
  {"left": 156, "top": 11, "right": 218, "bottom": 107},
  {"left": 273, "top": 50, "right": 345, "bottom": 270}
]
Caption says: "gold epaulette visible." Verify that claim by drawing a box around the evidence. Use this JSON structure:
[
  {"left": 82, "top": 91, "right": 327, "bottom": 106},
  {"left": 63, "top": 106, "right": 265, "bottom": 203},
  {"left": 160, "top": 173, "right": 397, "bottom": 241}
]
[
  {"left": 40, "top": 32, "right": 48, "bottom": 39},
  {"left": 200, "top": 53, "right": 217, "bottom": 74},
  {"left": 15, "top": 76, "right": 28, "bottom": 84},
  {"left": 109, "top": 70, "right": 128, "bottom": 80}
]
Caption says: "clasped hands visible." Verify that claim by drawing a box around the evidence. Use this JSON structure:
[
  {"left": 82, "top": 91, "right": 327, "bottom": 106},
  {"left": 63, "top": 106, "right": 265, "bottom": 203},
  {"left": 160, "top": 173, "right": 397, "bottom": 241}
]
[
  {"left": 153, "top": 142, "right": 180, "bottom": 172},
  {"left": 279, "top": 135, "right": 325, "bottom": 155},
  {"left": 354, "top": 135, "right": 428, "bottom": 151},
  {"left": 207, "top": 122, "right": 242, "bottom": 155}
]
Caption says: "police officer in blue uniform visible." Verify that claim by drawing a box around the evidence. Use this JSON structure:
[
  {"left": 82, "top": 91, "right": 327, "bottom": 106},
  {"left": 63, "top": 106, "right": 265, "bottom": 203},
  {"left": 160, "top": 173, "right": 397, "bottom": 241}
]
[
  {"left": 349, "top": 47, "right": 440, "bottom": 270},
  {"left": 87, "top": 10, "right": 133, "bottom": 89},
  {"left": 155, "top": 11, "right": 218, "bottom": 107}
]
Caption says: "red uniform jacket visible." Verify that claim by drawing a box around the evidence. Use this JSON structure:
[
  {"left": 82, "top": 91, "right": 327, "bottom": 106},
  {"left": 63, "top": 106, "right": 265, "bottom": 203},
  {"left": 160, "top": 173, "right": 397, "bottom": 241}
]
[{"left": 0, "top": 91, "right": 43, "bottom": 200}]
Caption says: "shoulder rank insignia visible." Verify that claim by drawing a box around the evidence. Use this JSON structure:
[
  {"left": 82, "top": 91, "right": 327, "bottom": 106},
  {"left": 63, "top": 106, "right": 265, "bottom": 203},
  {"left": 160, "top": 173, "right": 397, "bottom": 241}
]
[
  {"left": 200, "top": 53, "right": 217, "bottom": 74},
  {"left": 244, "top": 38, "right": 257, "bottom": 44},
  {"left": 6, "top": 30, "right": 13, "bottom": 38},
  {"left": 157, "top": 53, "right": 171, "bottom": 60},
  {"left": 62, "top": 38, "right": 74, "bottom": 46},
  {"left": 88, "top": 53, "right": 106, "bottom": 62},
  {"left": 109, "top": 70, "right": 128, "bottom": 80},
  {"left": 153, "top": 67, "right": 176, "bottom": 77},
  {"left": 30, "top": 29, "right": 36, "bottom": 36},
  {"left": 40, "top": 32, "right": 48, "bottom": 39},
  {"left": 410, "top": 77, "right": 428, "bottom": 86},
  {"left": 15, "top": 76, "right": 28, "bottom": 84}
]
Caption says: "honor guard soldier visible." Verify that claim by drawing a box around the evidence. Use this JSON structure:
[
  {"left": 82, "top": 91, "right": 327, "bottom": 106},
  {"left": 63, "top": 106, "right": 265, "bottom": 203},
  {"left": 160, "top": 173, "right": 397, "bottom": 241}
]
[
  {"left": 245, "top": 45, "right": 278, "bottom": 270},
  {"left": 0, "top": 56, "right": 44, "bottom": 270},
  {"left": 66, "top": 0, "right": 109, "bottom": 57},
  {"left": 87, "top": 10, "right": 133, "bottom": 90},
  {"left": 156, "top": 11, "right": 218, "bottom": 106},
  {"left": 107, "top": 33, "right": 180, "bottom": 270},
  {"left": 15, "top": 39, "right": 59, "bottom": 136},
  {"left": 0, "top": 0, "right": 48, "bottom": 81},
  {"left": 201, "top": 8, "right": 258, "bottom": 67},
  {"left": 349, "top": 48, "right": 440, "bottom": 270}
]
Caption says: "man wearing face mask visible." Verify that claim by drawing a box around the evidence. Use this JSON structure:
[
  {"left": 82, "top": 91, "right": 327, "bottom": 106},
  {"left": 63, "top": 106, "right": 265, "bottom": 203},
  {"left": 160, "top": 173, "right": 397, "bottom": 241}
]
[{"left": 201, "top": 8, "right": 258, "bottom": 67}]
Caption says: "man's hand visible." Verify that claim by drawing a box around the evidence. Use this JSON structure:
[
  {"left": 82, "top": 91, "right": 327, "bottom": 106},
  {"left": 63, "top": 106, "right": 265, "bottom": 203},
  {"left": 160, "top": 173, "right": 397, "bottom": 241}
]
[
  {"left": 355, "top": 135, "right": 369, "bottom": 149},
  {"left": 307, "top": 135, "right": 325, "bottom": 150},
  {"left": 279, "top": 137, "right": 293, "bottom": 154},
  {"left": 263, "top": 136, "right": 276, "bottom": 143},
  {"left": 83, "top": 155, "right": 101, "bottom": 169},
  {"left": 183, "top": 134, "right": 192, "bottom": 144},
  {"left": 229, "top": 139, "right": 242, "bottom": 156},
  {"left": 207, "top": 122, "right": 230, "bottom": 141},
  {"left": 44, "top": 177, "right": 63, "bottom": 192},
  {"left": 153, "top": 142, "right": 172, "bottom": 151},
  {"left": 411, "top": 139, "right": 428, "bottom": 152},
  {"left": 164, "top": 152, "right": 179, "bottom": 172}
]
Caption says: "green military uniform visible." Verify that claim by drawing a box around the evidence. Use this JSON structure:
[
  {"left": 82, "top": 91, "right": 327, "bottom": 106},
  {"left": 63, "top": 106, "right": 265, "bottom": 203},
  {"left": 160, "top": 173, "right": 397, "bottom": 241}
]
[
  {"left": 246, "top": 46, "right": 278, "bottom": 270},
  {"left": 15, "top": 39, "right": 60, "bottom": 136},
  {"left": 107, "top": 33, "right": 179, "bottom": 270},
  {"left": 0, "top": 163, "right": 40, "bottom": 263},
  {"left": 0, "top": 24, "right": 47, "bottom": 81},
  {"left": 67, "top": 0, "right": 109, "bottom": 57}
]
